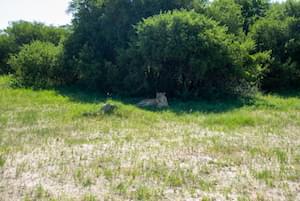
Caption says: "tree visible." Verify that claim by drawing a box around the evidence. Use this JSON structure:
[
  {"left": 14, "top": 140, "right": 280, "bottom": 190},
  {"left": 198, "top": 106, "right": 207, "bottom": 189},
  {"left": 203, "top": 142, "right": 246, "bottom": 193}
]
[
  {"left": 64, "top": 0, "right": 207, "bottom": 90},
  {"left": 0, "top": 21, "right": 69, "bottom": 74},
  {"left": 0, "top": 34, "right": 14, "bottom": 74},
  {"left": 235, "top": 0, "right": 270, "bottom": 34},
  {"left": 119, "top": 10, "right": 268, "bottom": 98},
  {"left": 8, "top": 41, "right": 64, "bottom": 88},
  {"left": 5, "top": 21, "right": 68, "bottom": 47},
  {"left": 250, "top": 1, "right": 300, "bottom": 90},
  {"left": 207, "top": 0, "right": 244, "bottom": 35},
  {"left": 284, "top": 0, "right": 300, "bottom": 88}
]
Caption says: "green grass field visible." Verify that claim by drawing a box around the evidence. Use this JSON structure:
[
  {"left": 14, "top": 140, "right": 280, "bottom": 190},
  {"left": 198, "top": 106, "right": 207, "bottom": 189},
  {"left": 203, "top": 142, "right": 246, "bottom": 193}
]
[{"left": 0, "top": 75, "right": 299, "bottom": 201}]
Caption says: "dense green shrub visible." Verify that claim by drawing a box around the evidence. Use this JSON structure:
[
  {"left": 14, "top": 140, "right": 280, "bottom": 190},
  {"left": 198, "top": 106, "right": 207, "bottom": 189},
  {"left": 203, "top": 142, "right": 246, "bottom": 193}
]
[
  {"left": 207, "top": 0, "right": 244, "bottom": 35},
  {"left": 234, "top": 0, "right": 270, "bottom": 34},
  {"left": 63, "top": 0, "right": 206, "bottom": 90},
  {"left": 8, "top": 41, "right": 64, "bottom": 88},
  {"left": 1, "top": 0, "right": 298, "bottom": 97},
  {"left": 5, "top": 21, "right": 69, "bottom": 47},
  {"left": 250, "top": 1, "right": 300, "bottom": 90},
  {"left": 119, "top": 10, "right": 269, "bottom": 98},
  {"left": 285, "top": 0, "right": 300, "bottom": 88},
  {"left": 0, "top": 21, "right": 69, "bottom": 74},
  {"left": 0, "top": 34, "right": 14, "bottom": 74}
]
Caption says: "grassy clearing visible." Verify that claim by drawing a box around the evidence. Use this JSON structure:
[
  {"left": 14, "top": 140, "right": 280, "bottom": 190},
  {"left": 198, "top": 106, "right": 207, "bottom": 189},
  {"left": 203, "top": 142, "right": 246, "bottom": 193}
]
[{"left": 0, "top": 75, "right": 299, "bottom": 201}]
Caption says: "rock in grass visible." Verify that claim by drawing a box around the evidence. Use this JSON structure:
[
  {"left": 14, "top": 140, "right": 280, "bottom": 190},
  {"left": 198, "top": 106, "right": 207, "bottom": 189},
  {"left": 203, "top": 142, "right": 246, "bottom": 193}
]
[{"left": 101, "top": 103, "right": 117, "bottom": 114}]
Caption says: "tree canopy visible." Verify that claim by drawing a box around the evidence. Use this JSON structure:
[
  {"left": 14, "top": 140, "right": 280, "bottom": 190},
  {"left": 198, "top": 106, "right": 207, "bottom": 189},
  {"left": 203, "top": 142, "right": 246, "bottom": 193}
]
[{"left": 0, "top": 0, "right": 299, "bottom": 98}]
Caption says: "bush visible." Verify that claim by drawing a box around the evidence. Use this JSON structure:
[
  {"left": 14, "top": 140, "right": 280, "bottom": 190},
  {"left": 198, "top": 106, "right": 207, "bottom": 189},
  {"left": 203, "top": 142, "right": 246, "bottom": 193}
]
[
  {"left": 234, "top": 0, "right": 270, "bottom": 34},
  {"left": 0, "top": 34, "right": 14, "bottom": 74},
  {"left": 0, "top": 21, "right": 69, "bottom": 74},
  {"left": 64, "top": 0, "right": 205, "bottom": 90},
  {"left": 8, "top": 41, "right": 64, "bottom": 88},
  {"left": 250, "top": 1, "right": 300, "bottom": 90},
  {"left": 5, "top": 21, "right": 69, "bottom": 47},
  {"left": 119, "top": 10, "right": 268, "bottom": 98},
  {"left": 207, "top": 0, "right": 244, "bottom": 35}
]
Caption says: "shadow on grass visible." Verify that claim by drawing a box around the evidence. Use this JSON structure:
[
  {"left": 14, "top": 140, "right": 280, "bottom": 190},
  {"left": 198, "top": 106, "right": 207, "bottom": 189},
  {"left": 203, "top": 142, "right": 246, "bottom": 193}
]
[
  {"left": 270, "top": 90, "right": 300, "bottom": 99},
  {"left": 55, "top": 86, "right": 255, "bottom": 114},
  {"left": 55, "top": 86, "right": 108, "bottom": 104},
  {"left": 165, "top": 98, "right": 253, "bottom": 114}
]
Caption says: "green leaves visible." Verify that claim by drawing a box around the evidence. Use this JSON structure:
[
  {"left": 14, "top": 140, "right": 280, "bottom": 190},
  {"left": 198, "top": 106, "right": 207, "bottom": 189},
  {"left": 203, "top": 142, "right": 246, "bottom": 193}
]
[
  {"left": 64, "top": 0, "right": 204, "bottom": 90},
  {"left": 250, "top": 1, "right": 300, "bottom": 90},
  {"left": 207, "top": 0, "right": 244, "bottom": 35},
  {"left": 1, "top": 0, "right": 298, "bottom": 97},
  {"left": 5, "top": 21, "right": 68, "bottom": 47},
  {"left": 122, "top": 10, "right": 264, "bottom": 98},
  {"left": 0, "top": 21, "right": 69, "bottom": 75},
  {"left": 8, "top": 41, "right": 63, "bottom": 88}
]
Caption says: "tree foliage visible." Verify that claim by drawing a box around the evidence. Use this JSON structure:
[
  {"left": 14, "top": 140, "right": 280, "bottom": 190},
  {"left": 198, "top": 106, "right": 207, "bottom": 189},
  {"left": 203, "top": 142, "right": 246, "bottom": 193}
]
[
  {"left": 207, "top": 0, "right": 244, "bottom": 35},
  {"left": 235, "top": 0, "right": 270, "bottom": 34},
  {"left": 63, "top": 0, "right": 207, "bottom": 89},
  {"left": 250, "top": 0, "right": 300, "bottom": 90},
  {"left": 8, "top": 41, "right": 64, "bottom": 88},
  {"left": 119, "top": 10, "right": 268, "bottom": 98},
  {"left": 0, "top": 34, "right": 14, "bottom": 74},
  {"left": 0, "top": 21, "right": 69, "bottom": 74},
  {"left": 0, "top": 0, "right": 299, "bottom": 97},
  {"left": 5, "top": 21, "right": 68, "bottom": 47}
]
